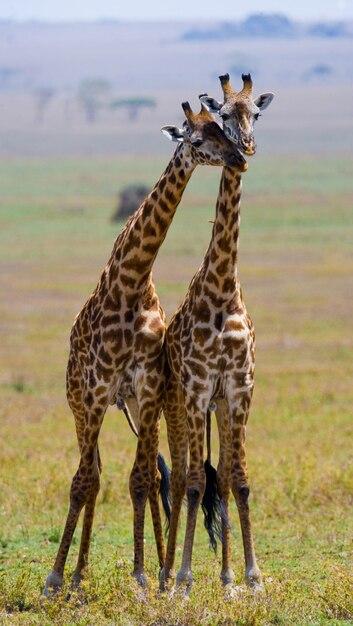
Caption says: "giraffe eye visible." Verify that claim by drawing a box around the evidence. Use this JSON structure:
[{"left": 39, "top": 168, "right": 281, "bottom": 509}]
[
  {"left": 221, "top": 113, "right": 230, "bottom": 121},
  {"left": 191, "top": 139, "right": 203, "bottom": 148}
]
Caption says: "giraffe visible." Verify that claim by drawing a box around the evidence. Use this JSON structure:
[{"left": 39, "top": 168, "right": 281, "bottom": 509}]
[
  {"left": 160, "top": 74, "right": 275, "bottom": 597},
  {"left": 43, "top": 101, "right": 248, "bottom": 597}
]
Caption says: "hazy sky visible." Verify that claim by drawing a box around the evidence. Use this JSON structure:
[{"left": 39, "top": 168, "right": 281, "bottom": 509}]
[{"left": 2, "top": 0, "right": 353, "bottom": 21}]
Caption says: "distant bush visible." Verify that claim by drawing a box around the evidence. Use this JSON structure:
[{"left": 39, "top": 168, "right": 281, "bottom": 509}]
[
  {"left": 309, "top": 22, "right": 348, "bottom": 38},
  {"left": 240, "top": 13, "right": 295, "bottom": 37},
  {"left": 111, "top": 184, "right": 149, "bottom": 222},
  {"left": 304, "top": 64, "right": 334, "bottom": 81},
  {"left": 110, "top": 97, "right": 156, "bottom": 121}
]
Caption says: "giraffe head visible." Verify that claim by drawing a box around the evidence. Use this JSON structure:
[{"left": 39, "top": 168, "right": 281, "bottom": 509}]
[
  {"left": 161, "top": 102, "right": 248, "bottom": 171},
  {"left": 199, "top": 73, "right": 274, "bottom": 156}
]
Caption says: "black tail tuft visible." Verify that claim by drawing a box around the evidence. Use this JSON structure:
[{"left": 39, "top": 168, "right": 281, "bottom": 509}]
[
  {"left": 157, "top": 453, "right": 171, "bottom": 531},
  {"left": 201, "top": 459, "right": 224, "bottom": 552}
]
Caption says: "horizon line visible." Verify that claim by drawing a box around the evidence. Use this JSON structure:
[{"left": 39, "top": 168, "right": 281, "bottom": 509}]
[{"left": 0, "top": 13, "right": 351, "bottom": 25}]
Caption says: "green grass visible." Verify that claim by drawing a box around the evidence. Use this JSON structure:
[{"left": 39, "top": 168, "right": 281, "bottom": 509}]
[{"left": 0, "top": 155, "right": 352, "bottom": 625}]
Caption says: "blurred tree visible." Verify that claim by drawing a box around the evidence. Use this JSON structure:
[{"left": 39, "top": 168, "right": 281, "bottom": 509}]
[
  {"left": 33, "top": 86, "right": 55, "bottom": 123},
  {"left": 78, "top": 78, "right": 111, "bottom": 123},
  {"left": 110, "top": 97, "right": 156, "bottom": 122},
  {"left": 0, "top": 67, "right": 21, "bottom": 91}
]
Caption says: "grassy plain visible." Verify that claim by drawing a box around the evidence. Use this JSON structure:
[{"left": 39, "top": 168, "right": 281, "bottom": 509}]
[{"left": 0, "top": 155, "right": 352, "bottom": 625}]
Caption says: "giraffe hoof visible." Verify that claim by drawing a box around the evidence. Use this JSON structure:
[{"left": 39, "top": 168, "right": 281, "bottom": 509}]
[
  {"left": 42, "top": 571, "right": 63, "bottom": 598},
  {"left": 159, "top": 567, "right": 174, "bottom": 592},
  {"left": 175, "top": 569, "right": 193, "bottom": 597},
  {"left": 247, "top": 579, "right": 264, "bottom": 594},
  {"left": 245, "top": 567, "right": 263, "bottom": 593},
  {"left": 70, "top": 571, "right": 83, "bottom": 590},
  {"left": 221, "top": 568, "right": 235, "bottom": 586},
  {"left": 132, "top": 571, "right": 148, "bottom": 589}
]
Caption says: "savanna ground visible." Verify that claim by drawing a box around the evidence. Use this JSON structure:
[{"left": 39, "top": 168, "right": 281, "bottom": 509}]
[{"left": 0, "top": 154, "right": 352, "bottom": 625}]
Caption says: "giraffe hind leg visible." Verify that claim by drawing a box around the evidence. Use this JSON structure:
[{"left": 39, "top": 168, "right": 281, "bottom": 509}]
[
  {"left": 215, "top": 399, "right": 235, "bottom": 589},
  {"left": 43, "top": 376, "right": 107, "bottom": 597},
  {"left": 124, "top": 395, "right": 165, "bottom": 581},
  {"left": 159, "top": 378, "right": 187, "bottom": 592},
  {"left": 71, "top": 443, "right": 102, "bottom": 590},
  {"left": 228, "top": 390, "right": 262, "bottom": 591}
]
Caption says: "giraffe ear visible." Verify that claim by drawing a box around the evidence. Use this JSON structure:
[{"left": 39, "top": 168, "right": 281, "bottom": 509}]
[
  {"left": 199, "top": 94, "right": 222, "bottom": 113},
  {"left": 161, "top": 126, "right": 184, "bottom": 143},
  {"left": 254, "top": 93, "right": 274, "bottom": 111}
]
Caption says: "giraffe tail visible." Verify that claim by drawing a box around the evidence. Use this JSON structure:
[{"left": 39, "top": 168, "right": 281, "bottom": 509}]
[
  {"left": 157, "top": 452, "right": 171, "bottom": 528},
  {"left": 201, "top": 409, "right": 226, "bottom": 552},
  {"left": 116, "top": 396, "right": 171, "bottom": 526}
]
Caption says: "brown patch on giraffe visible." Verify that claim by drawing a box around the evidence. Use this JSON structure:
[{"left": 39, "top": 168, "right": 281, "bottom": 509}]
[
  {"left": 122, "top": 256, "right": 148, "bottom": 275},
  {"left": 143, "top": 242, "right": 159, "bottom": 256},
  {"left": 206, "top": 270, "right": 220, "bottom": 288},
  {"left": 111, "top": 286, "right": 122, "bottom": 308},
  {"left": 122, "top": 233, "right": 140, "bottom": 256},
  {"left": 104, "top": 295, "right": 117, "bottom": 311},
  {"left": 124, "top": 329, "right": 133, "bottom": 343},
  {"left": 193, "top": 327, "right": 212, "bottom": 346},
  {"left": 214, "top": 311, "right": 223, "bottom": 331},
  {"left": 149, "top": 317, "right": 165, "bottom": 337},
  {"left": 85, "top": 391, "right": 94, "bottom": 408},
  {"left": 154, "top": 212, "right": 168, "bottom": 232},
  {"left": 120, "top": 273, "right": 136, "bottom": 289},
  {"left": 142, "top": 201, "right": 153, "bottom": 217},
  {"left": 227, "top": 298, "right": 241, "bottom": 314},
  {"left": 143, "top": 223, "right": 157, "bottom": 238},
  {"left": 101, "top": 314, "right": 120, "bottom": 328},
  {"left": 216, "top": 258, "right": 229, "bottom": 276},
  {"left": 231, "top": 194, "right": 241, "bottom": 208},
  {"left": 225, "top": 320, "right": 244, "bottom": 332},
  {"left": 218, "top": 235, "right": 231, "bottom": 254},
  {"left": 185, "top": 359, "right": 207, "bottom": 379},
  {"left": 134, "top": 315, "right": 146, "bottom": 332},
  {"left": 158, "top": 177, "right": 167, "bottom": 193},
  {"left": 124, "top": 310, "right": 134, "bottom": 323},
  {"left": 165, "top": 188, "right": 176, "bottom": 204}
]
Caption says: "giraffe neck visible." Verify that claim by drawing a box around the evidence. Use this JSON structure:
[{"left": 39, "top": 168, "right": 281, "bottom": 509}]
[
  {"left": 200, "top": 166, "right": 242, "bottom": 302},
  {"left": 109, "top": 143, "right": 196, "bottom": 292}
]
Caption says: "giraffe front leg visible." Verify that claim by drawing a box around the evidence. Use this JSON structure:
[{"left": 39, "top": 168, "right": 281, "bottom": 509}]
[
  {"left": 130, "top": 371, "right": 166, "bottom": 589},
  {"left": 175, "top": 400, "right": 207, "bottom": 597},
  {"left": 227, "top": 385, "right": 262, "bottom": 592}
]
